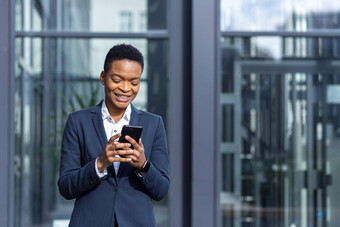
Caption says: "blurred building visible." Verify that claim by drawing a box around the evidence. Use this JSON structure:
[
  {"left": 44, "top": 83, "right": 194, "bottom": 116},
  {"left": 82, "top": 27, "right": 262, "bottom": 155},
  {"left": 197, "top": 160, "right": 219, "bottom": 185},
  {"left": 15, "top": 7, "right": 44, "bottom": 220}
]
[{"left": 2, "top": 0, "right": 340, "bottom": 227}]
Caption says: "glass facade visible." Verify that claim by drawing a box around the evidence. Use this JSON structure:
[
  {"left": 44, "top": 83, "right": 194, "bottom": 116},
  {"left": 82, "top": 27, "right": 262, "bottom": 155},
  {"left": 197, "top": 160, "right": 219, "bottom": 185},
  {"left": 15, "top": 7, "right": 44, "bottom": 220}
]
[
  {"left": 220, "top": 1, "right": 340, "bottom": 226},
  {"left": 14, "top": 0, "right": 168, "bottom": 227},
  {"left": 15, "top": 0, "right": 166, "bottom": 32}
]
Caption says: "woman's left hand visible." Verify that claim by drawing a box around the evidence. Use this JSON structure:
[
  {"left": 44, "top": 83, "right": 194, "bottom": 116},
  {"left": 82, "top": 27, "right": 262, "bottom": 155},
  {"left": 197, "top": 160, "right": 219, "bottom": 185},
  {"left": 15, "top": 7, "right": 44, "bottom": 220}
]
[{"left": 122, "top": 136, "right": 147, "bottom": 170}]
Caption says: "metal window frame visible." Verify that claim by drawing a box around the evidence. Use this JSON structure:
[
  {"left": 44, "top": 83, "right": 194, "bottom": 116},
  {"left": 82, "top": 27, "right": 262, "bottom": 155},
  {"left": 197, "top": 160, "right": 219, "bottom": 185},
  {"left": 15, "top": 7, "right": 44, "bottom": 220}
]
[
  {"left": 0, "top": 0, "right": 15, "bottom": 226},
  {"left": 15, "top": 31, "right": 169, "bottom": 39},
  {"left": 221, "top": 30, "right": 340, "bottom": 38}
]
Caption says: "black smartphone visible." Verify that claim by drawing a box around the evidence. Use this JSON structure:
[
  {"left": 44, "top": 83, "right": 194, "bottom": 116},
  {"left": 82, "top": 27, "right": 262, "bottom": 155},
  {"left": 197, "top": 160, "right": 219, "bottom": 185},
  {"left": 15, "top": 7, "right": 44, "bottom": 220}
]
[{"left": 118, "top": 125, "right": 143, "bottom": 149}]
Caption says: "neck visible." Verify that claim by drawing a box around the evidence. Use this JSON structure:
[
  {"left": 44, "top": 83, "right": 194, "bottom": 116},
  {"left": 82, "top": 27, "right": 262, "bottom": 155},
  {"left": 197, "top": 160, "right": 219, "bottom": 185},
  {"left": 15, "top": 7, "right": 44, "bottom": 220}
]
[{"left": 105, "top": 100, "right": 126, "bottom": 122}]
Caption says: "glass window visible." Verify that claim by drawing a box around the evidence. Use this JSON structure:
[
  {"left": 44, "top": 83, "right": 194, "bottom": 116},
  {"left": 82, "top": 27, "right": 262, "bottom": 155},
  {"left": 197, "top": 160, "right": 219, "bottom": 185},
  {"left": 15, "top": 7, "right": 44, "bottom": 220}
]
[
  {"left": 220, "top": 35, "right": 340, "bottom": 226},
  {"left": 14, "top": 37, "right": 169, "bottom": 226},
  {"left": 221, "top": 0, "right": 340, "bottom": 31},
  {"left": 120, "top": 11, "right": 133, "bottom": 32},
  {"left": 222, "top": 104, "right": 234, "bottom": 142},
  {"left": 15, "top": 0, "right": 167, "bottom": 32}
]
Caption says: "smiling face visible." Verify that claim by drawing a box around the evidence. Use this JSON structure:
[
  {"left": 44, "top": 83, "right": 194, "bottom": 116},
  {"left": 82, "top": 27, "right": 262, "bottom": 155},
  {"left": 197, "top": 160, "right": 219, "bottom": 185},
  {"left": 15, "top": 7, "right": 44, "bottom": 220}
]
[{"left": 100, "top": 59, "right": 142, "bottom": 117}]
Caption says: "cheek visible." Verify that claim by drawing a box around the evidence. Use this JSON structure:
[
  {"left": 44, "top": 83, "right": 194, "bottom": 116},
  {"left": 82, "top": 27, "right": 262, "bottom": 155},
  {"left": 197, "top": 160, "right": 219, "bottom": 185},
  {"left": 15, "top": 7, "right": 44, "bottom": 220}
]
[
  {"left": 132, "top": 86, "right": 140, "bottom": 94},
  {"left": 106, "top": 83, "right": 118, "bottom": 91}
]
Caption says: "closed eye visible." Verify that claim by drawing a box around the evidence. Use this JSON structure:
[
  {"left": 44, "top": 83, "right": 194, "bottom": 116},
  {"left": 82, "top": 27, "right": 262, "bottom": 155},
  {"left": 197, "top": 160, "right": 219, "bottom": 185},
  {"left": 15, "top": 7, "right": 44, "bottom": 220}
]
[{"left": 130, "top": 79, "right": 140, "bottom": 86}]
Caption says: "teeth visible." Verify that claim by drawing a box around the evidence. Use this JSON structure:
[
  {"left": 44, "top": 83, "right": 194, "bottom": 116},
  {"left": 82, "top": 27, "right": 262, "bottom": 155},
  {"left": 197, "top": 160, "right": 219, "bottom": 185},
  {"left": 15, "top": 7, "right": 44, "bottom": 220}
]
[{"left": 117, "top": 95, "right": 129, "bottom": 98}]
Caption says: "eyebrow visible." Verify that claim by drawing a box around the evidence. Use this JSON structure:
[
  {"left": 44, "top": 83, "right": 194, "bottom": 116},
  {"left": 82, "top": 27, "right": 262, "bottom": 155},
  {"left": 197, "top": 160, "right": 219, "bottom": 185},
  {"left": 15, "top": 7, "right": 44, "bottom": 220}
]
[{"left": 110, "top": 74, "right": 141, "bottom": 80}]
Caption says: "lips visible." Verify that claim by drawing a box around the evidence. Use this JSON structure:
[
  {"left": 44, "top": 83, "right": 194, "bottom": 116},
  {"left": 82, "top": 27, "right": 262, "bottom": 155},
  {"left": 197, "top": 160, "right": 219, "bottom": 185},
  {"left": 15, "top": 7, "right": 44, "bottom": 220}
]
[{"left": 115, "top": 93, "right": 131, "bottom": 102}]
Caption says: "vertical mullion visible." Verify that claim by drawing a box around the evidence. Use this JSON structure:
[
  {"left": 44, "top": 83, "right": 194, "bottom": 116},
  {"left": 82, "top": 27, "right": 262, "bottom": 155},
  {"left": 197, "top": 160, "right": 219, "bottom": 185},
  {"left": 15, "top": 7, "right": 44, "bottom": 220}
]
[
  {"left": 169, "top": 0, "right": 192, "bottom": 226},
  {"left": 255, "top": 72, "right": 261, "bottom": 227},
  {"left": 0, "top": 0, "right": 15, "bottom": 226},
  {"left": 321, "top": 75, "right": 327, "bottom": 227},
  {"left": 192, "top": 0, "right": 217, "bottom": 226},
  {"left": 306, "top": 73, "right": 315, "bottom": 227},
  {"left": 215, "top": 0, "right": 221, "bottom": 226},
  {"left": 41, "top": 36, "right": 50, "bottom": 223},
  {"left": 292, "top": 73, "right": 299, "bottom": 227},
  {"left": 234, "top": 61, "right": 242, "bottom": 227}
]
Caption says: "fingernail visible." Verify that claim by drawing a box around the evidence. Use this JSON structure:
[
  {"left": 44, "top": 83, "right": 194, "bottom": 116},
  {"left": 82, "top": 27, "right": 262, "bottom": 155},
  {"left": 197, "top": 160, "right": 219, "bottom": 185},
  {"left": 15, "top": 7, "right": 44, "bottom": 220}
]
[
  {"left": 130, "top": 150, "right": 134, "bottom": 154},
  {"left": 129, "top": 158, "right": 132, "bottom": 161}
]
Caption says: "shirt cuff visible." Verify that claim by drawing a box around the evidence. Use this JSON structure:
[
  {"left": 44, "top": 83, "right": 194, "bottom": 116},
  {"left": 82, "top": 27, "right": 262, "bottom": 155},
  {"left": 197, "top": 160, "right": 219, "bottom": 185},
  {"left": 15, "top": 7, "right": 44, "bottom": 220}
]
[{"left": 95, "top": 157, "right": 108, "bottom": 178}]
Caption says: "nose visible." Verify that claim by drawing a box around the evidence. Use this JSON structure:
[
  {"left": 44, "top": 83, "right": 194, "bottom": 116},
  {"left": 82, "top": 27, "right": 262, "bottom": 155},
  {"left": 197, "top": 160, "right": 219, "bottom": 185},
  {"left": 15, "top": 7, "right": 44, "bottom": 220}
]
[{"left": 120, "top": 81, "right": 131, "bottom": 92}]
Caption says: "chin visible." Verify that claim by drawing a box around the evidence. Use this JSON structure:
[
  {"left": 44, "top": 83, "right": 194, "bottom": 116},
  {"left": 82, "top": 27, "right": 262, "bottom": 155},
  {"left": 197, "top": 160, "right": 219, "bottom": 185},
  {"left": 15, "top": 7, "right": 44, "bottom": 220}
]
[{"left": 114, "top": 102, "right": 130, "bottom": 109}]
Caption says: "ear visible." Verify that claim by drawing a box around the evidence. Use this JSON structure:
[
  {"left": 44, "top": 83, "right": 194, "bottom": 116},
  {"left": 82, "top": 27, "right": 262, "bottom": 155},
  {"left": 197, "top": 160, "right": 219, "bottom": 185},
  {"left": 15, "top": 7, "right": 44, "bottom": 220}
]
[{"left": 100, "top": 71, "right": 105, "bottom": 85}]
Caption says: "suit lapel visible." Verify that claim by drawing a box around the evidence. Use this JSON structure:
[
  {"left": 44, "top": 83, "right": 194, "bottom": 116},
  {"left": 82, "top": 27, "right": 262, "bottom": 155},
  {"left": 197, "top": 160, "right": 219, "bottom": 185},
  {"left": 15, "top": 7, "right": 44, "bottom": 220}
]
[
  {"left": 118, "top": 104, "right": 143, "bottom": 178},
  {"left": 91, "top": 101, "right": 118, "bottom": 183},
  {"left": 129, "top": 104, "right": 143, "bottom": 126},
  {"left": 91, "top": 102, "right": 107, "bottom": 151}
]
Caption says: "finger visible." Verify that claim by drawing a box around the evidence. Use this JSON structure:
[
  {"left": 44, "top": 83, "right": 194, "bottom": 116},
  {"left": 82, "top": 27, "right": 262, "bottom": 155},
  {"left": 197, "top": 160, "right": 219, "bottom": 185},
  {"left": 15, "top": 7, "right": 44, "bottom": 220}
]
[
  {"left": 120, "top": 147, "right": 132, "bottom": 151},
  {"left": 112, "top": 142, "right": 131, "bottom": 150},
  {"left": 109, "top": 156, "right": 132, "bottom": 163},
  {"left": 124, "top": 136, "right": 140, "bottom": 149},
  {"left": 104, "top": 148, "right": 131, "bottom": 158},
  {"left": 119, "top": 154, "right": 134, "bottom": 160},
  {"left": 107, "top": 133, "right": 121, "bottom": 145},
  {"left": 138, "top": 138, "right": 144, "bottom": 148},
  {"left": 115, "top": 149, "right": 134, "bottom": 156}
]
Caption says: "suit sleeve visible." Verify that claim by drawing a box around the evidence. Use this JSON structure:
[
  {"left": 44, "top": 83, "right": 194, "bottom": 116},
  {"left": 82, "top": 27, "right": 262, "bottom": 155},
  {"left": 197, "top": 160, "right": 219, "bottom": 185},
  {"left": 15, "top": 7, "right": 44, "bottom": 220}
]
[
  {"left": 58, "top": 113, "right": 101, "bottom": 200},
  {"left": 140, "top": 116, "right": 170, "bottom": 201}
]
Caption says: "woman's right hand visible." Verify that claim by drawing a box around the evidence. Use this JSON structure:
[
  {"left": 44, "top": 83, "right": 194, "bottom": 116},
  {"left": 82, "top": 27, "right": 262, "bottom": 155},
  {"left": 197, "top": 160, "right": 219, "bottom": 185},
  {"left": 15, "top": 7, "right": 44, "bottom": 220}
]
[{"left": 97, "top": 133, "right": 134, "bottom": 172}]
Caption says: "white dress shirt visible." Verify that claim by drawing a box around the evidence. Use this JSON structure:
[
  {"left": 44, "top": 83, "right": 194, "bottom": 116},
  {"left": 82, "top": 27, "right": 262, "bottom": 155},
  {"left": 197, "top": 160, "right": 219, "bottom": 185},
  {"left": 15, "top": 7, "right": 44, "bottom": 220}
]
[{"left": 95, "top": 101, "right": 131, "bottom": 177}]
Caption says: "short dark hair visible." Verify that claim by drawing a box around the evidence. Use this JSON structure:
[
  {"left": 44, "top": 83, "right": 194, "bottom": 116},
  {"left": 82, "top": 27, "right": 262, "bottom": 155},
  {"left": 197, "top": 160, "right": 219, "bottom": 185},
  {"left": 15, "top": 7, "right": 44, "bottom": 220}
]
[{"left": 103, "top": 43, "right": 144, "bottom": 73}]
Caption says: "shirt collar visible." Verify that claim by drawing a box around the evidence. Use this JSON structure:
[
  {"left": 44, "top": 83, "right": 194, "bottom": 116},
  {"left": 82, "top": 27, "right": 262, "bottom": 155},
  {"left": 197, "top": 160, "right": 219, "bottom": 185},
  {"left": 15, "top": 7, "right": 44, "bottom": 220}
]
[{"left": 101, "top": 100, "right": 131, "bottom": 123}]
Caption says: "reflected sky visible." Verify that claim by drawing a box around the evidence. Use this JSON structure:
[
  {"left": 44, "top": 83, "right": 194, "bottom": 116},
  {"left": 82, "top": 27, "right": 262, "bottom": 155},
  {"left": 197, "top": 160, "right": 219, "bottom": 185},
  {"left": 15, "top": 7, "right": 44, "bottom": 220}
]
[{"left": 221, "top": 0, "right": 340, "bottom": 31}]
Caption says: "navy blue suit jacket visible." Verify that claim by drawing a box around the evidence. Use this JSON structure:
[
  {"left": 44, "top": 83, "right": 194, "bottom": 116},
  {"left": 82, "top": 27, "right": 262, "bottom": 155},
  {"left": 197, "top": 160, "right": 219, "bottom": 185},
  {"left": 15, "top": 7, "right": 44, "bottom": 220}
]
[{"left": 58, "top": 102, "right": 169, "bottom": 227}]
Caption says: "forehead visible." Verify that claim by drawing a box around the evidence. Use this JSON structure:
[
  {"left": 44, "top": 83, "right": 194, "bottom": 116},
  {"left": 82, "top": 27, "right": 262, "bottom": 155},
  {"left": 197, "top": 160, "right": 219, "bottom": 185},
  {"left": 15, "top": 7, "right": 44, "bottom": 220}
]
[{"left": 108, "top": 59, "right": 143, "bottom": 73}]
